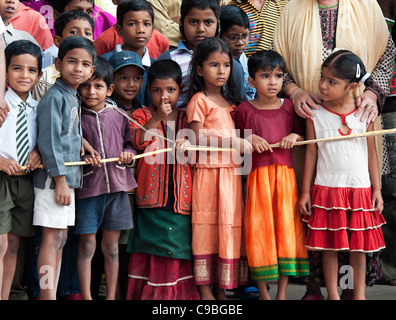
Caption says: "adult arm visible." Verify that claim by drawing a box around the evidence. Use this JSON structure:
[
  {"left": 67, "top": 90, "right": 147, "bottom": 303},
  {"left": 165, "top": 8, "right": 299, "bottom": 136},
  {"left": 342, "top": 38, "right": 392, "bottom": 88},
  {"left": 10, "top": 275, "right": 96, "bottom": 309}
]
[{"left": 0, "top": 40, "right": 9, "bottom": 127}]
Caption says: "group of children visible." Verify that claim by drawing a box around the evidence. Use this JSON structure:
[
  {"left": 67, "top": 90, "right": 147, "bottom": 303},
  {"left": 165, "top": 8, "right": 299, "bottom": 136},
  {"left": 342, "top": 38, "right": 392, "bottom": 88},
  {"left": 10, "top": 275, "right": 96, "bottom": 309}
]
[{"left": 0, "top": 0, "right": 387, "bottom": 301}]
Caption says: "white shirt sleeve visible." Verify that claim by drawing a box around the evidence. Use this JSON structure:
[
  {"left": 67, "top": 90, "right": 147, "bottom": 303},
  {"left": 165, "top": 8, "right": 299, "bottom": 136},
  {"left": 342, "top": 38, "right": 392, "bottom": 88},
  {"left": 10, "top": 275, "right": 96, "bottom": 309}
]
[{"left": 0, "top": 19, "right": 5, "bottom": 34}]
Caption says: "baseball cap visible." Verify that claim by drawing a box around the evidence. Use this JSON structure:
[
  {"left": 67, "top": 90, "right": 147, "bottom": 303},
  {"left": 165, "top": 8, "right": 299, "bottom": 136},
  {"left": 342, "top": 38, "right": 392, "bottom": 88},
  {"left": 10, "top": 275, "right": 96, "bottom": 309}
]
[{"left": 108, "top": 50, "right": 145, "bottom": 73}]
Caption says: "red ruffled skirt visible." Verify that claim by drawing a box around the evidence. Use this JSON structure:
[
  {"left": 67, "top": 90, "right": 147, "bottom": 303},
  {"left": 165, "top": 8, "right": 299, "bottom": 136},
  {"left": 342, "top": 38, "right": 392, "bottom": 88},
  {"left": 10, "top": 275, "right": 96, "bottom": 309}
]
[
  {"left": 126, "top": 252, "right": 200, "bottom": 300},
  {"left": 303, "top": 185, "right": 386, "bottom": 252}
]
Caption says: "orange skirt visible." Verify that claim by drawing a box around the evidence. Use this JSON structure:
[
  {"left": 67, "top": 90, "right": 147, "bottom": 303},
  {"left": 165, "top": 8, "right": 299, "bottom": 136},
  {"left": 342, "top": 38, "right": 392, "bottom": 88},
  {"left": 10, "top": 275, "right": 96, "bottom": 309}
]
[
  {"left": 245, "top": 164, "right": 309, "bottom": 281},
  {"left": 191, "top": 167, "right": 248, "bottom": 289}
]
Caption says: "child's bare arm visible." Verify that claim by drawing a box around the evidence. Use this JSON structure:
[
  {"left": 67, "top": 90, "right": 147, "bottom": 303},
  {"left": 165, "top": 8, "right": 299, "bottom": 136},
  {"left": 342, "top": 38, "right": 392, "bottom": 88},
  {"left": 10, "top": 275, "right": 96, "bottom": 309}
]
[
  {"left": 367, "top": 122, "right": 383, "bottom": 212},
  {"left": 299, "top": 120, "right": 317, "bottom": 216}
]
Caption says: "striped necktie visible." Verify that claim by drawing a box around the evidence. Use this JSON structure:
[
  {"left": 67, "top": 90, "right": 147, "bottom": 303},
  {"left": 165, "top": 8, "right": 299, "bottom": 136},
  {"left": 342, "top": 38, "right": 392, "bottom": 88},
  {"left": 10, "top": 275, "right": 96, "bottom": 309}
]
[{"left": 16, "top": 102, "right": 30, "bottom": 166}]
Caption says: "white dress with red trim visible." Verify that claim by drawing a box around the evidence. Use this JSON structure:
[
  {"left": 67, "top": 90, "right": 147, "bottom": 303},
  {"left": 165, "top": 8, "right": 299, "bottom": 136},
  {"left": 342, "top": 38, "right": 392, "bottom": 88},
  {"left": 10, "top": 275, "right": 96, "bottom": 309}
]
[{"left": 303, "top": 105, "right": 386, "bottom": 252}]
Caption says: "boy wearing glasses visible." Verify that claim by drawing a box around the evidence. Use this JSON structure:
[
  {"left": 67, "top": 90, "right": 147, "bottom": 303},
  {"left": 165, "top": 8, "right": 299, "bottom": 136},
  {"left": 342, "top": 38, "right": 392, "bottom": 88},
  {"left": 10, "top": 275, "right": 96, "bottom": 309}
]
[{"left": 220, "top": 5, "right": 255, "bottom": 100}]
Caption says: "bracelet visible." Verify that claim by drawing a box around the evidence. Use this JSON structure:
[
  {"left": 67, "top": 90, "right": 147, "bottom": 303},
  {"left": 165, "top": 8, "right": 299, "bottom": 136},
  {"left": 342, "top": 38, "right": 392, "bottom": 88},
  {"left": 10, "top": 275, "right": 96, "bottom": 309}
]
[{"left": 289, "top": 87, "right": 302, "bottom": 100}]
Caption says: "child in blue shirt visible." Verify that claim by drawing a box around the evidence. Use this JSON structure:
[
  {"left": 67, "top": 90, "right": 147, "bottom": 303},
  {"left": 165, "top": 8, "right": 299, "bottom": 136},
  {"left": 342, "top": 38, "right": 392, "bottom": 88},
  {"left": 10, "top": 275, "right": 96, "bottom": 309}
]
[{"left": 33, "top": 36, "right": 96, "bottom": 300}]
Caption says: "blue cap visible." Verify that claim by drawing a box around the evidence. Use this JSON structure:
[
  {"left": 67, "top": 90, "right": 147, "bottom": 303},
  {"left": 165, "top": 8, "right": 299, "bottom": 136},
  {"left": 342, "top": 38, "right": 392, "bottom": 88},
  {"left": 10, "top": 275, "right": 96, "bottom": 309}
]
[{"left": 108, "top": 50, "right": 145, "bottom": 73}]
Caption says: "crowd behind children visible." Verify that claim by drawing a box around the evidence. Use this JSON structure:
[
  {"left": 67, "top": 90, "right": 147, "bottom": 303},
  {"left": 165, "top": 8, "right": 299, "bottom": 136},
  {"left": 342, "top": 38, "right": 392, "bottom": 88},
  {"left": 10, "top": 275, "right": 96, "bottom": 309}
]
[{"left": 0, "top": 0, "right": 395, "bottom": 301}]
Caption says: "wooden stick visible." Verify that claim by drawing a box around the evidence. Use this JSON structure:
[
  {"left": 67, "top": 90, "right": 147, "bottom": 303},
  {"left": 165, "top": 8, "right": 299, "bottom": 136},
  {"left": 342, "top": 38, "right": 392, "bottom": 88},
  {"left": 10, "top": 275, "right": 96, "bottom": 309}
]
[{"left": 15, "top": 127, "right": 396, "bottom": 170}]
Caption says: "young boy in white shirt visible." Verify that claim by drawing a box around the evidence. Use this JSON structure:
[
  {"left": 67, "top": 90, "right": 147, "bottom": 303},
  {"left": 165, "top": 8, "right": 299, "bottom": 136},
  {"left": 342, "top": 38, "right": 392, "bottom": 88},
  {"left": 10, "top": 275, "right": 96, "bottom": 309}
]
[{"left": 0, "top": 39, "right": 42, "bottom": 300}]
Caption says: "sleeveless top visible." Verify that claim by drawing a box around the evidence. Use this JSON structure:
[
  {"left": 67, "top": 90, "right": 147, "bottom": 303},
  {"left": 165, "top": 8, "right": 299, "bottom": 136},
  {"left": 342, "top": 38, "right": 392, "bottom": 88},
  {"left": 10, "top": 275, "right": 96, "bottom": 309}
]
[{"left": 311, "top": 105, "right": 371, "bottom": 188}]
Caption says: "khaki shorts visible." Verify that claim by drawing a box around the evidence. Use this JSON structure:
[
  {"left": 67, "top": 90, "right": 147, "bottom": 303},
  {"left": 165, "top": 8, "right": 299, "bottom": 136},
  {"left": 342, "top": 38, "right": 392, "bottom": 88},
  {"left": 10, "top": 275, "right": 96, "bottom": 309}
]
[
  {"left": 0, "top": 172, "right": 35, "bottom": 237},
  {"left": 33, "top": 176, "right": 75, "bottom": 229}
]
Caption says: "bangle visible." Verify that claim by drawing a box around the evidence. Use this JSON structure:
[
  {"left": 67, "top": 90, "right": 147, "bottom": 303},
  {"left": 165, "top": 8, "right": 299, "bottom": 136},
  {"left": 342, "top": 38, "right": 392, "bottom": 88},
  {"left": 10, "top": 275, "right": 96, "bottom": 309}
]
[{"left": 289, "top": 87, "right": 302, "bottom": 100}]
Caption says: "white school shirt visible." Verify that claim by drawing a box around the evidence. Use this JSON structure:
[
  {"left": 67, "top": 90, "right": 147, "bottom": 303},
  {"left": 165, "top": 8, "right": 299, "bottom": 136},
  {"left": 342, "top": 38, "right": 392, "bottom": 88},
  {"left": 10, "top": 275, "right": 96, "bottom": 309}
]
[
  {"left": 0, "top": 18, "right": 5, "bottom": 34},
  {"left": 0, "top": 88, "right": 38, "bottom": 162}
]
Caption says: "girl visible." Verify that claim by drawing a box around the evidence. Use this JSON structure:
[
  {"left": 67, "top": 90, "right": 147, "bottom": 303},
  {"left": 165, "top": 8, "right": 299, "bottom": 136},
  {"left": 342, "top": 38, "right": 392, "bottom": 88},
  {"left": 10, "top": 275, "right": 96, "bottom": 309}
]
[
  {"left": 185, "top": 37, "right": 252, "bottom": 300},
  {"left": 299, "top": 50, "right": 386, "bottom": 300},
  {"left": 231, "top": 50, "right": 310, "bottom": 300},
  {"left": 126, "top": 59, "right": 200, "bottom": 300}
]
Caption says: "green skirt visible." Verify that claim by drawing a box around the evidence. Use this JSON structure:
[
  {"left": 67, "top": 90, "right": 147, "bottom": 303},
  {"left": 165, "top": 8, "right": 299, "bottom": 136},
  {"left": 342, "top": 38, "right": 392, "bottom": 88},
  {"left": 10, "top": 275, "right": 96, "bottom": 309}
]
[{"left": 127, "top": 207, "right": 193, "bottom": 260}]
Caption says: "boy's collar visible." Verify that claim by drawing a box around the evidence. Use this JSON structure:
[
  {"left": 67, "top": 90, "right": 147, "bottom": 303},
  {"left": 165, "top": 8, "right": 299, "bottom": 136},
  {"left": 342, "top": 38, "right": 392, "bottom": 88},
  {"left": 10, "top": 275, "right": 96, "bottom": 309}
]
[{"left": 55, "top": 78, "right": 79, "bottom": 96}]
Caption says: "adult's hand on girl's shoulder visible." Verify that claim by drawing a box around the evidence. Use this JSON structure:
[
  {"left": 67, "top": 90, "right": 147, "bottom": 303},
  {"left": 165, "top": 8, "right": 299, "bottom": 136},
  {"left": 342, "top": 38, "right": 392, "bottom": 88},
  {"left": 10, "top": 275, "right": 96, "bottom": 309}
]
[
  {"left": 355, "top": 90, "right": 378, "bottom": 124},
  {"left": 291, "top": 89, "right": 320, "bottom": 119}
]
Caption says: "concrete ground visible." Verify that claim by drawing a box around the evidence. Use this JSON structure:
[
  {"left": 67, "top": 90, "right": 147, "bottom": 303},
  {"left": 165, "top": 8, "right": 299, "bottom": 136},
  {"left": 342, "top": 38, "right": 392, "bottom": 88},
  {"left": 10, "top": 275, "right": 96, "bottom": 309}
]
[{"left": 232, "top": 280, "right": 396, "bottom": 300}]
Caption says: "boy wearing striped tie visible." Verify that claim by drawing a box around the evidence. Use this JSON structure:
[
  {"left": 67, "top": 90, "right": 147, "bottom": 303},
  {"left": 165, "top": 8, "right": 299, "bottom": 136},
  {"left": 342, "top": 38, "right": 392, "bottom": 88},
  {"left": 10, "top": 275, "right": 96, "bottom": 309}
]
[{"left": 0, "top": 39, "right": 43, "bottom": 300}]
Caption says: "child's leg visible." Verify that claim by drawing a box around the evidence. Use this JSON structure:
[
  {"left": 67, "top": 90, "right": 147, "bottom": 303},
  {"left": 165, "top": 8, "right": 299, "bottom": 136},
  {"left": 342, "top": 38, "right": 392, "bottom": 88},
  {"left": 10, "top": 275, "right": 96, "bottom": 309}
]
[
  {"left": 1, "top": 233, "right": 20, "bottom": 300},
  {"left": 349, "top": 251, "right": 366, "bottom": 300},
  {"left": 322, "top": 251, "right": 340, "bottom": 300},
  {"left": 198, "top": 284, "right": 215, "bottom": 300},
  {"left": 214, "top": 285, "right": 228, "bottom": 300},
  {"left": 101, "top": 230, "right": 121, "bottom": 300},
  {"left": 77, "top": 233, "right": 96, "bottom": 300},
  {"left": 37, "top": 227, "right": 68, "bottom": 300},
  {"left": 0, "top": 234, "right": 7, "bottom": 300},
  {"left": 256, "top": 280, "right": 270, "bottom": 300},
  {"left": 276, "top": 275, "right": 288, "bottom": 300}
]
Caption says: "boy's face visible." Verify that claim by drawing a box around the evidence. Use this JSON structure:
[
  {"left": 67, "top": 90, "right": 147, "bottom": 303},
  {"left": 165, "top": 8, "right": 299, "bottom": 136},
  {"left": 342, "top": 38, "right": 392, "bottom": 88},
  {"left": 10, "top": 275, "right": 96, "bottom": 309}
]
[
  {"left": 54, "top": 19, "right": 94, "bottom": 47},
  {"left": 149, "top": 78, "right": 180, "bottom": 110},
  {"left": 221, "top": 25, "right": 249, "bottom": 59},
  {"left": 112, "top": 65, "right": 143, "bottom": 106},
  {"left": 63, "top": 0, "right": 94, "bottom": 16},
  {"left": 79, "top": 76, "right": 114, "bottom": 112},
  {"left": 0, "top": 0, "right": 19, "bottom": 25},
  {"left": 116, "top": 10, "right": 153, "bottom": 54},
  {"left": 182, "top": 7, "right": 217, "bottom": 50},
  {"left": 55, "top": 48, "right": 95, "bottom": 90},
  {"left": 248, "top": 67, "right": 284, "bottom": 98},
  {"left": 6, "top": 53, "right": 41, "bottom": 101}
]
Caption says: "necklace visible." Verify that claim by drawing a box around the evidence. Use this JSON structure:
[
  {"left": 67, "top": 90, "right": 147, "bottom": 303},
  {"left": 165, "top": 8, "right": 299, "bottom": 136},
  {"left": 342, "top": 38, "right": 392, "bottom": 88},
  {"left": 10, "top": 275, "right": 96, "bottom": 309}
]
[{"left": 318, "top": 2, "right": 339, "bottom": 9}]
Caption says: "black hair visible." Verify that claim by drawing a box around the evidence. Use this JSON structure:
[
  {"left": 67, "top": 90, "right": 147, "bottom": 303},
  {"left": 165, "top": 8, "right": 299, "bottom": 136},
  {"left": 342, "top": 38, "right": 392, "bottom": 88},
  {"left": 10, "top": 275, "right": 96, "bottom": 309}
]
[
  {"left": 186, "top": 37, "right": 241, "bottom": 105},
  {"left": 180, "top": 0, "right": 221, "bottom": 39},
  {"left": 58, "top": 36, "right": 96, "bottom": 62},
  {"left": 116, "top": 0, "right": 154, "bottom": 27},
  {"left": 322, "top": 49, "right": 374, "bottom": 87},
  {"left": 148, "top": 60, "right": 182, "bottom": 87},
  {"left": 5, "top": 40, "right": 43, "bottom": 74},
  {"left": 219, "top": 5, "right": 249, "bottom": 35},
  {"left": 248, "top": 50, "right": 286, "bottom": 78},
  {"left": 54, "top": 10, "right": 95, "bottom": 37},
  {"left": 49, "top": 0, "right": 94, "bottom": 14},
  {"left": 92, "top": 56, "right": 114, "bottom": 88}
]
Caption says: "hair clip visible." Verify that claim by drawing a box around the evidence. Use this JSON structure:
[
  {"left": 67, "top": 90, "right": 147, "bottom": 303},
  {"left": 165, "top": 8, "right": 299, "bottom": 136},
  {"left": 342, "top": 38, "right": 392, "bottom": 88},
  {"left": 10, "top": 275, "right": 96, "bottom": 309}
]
[{"left": 356, "top": 64, "right": 361, "bottom": 78}]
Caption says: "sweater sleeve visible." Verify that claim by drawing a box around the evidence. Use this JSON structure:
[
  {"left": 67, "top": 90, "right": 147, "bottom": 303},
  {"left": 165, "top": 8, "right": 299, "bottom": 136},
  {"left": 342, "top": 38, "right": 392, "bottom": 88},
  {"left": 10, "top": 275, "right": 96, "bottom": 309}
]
[{"left": 37, "top": 93, "right": 66, "bottom": 178}]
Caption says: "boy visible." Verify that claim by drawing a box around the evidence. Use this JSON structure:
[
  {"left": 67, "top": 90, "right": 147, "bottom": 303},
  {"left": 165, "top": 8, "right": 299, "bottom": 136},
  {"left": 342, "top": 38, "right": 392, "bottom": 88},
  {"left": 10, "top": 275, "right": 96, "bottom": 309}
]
[
  {"left": 0, "top": 40, "right": 43, "bottom": 300},
  {"left": 0, "top": 0, "right": 40, "bottom": 47},
  {"left": 33, "top": 36, "right": 96, "bottom": 300},
  {"left": 108, "top": 50, "right": 145, "bottom": 114},
  {"left": 75, "top": 56, "right": 136, "bottom": 300},
  {"left": 42, "top": 10, "right": 95, "bottom": 69},
  {"left": 34, "top": 10, "right": 95, "bottom": 99},
  {"left": 158, "top": 0, "right": 247, "bottom": 109},
  {"left": 49, "top": 0, "right": 116, "bottom": 40},
  {"left": 220, "top": 5, "right": 256, "bottom": 100},
  {"left": 126, "top": 59, "right": 199, "bottom": 300},
  {"left": 95, "top": 1, "right": 169, "bottom": 59},
  {"left": 102, "top": 0, "right": 155, "bottom": 107}
]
